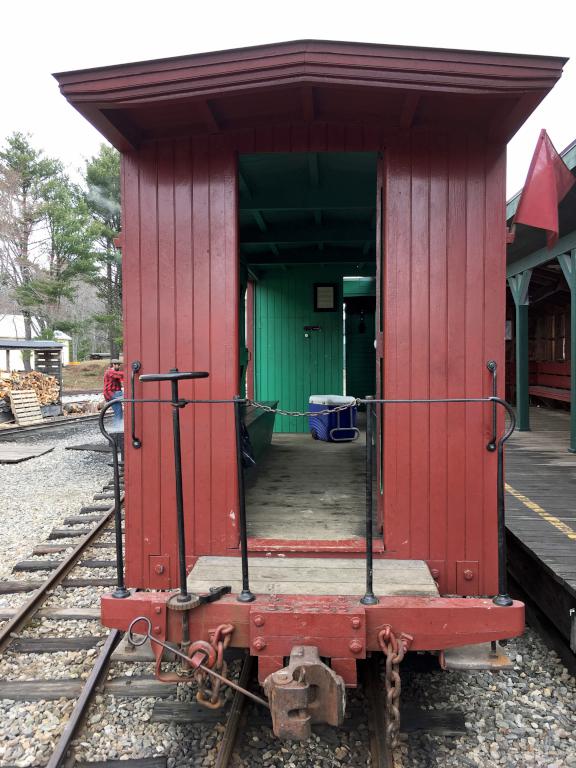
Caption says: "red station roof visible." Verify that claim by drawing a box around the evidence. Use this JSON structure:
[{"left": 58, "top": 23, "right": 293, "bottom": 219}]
[{"left": 54, "top": 39, "right": 567, "bottom": 150}]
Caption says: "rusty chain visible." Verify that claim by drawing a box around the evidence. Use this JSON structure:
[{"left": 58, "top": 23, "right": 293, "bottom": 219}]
[
  {"left": 377, "top": 626, "right": 413, "bottom": 748},
  {"left": 127, "top": 616, "right": 269, "bottom": 709},
  {"left": 196, "top": 623, "right": 235, "bottom": 709},
  {"left": 248, "top": 399, "right": 359, "bottom": 418}
]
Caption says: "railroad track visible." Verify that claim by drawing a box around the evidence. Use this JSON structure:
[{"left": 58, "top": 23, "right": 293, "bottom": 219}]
[
  {"left": 0, "top": 473, "right": 125, "bottom": 768},
  {"left": 0, "top": 483, "right": 455, "bottom": 768},
  {"left": 0, "top": 412, "right": 105, "bottom": 440},
  {"left": 1, "top": 480, "right": 553, "bottom": 767}
]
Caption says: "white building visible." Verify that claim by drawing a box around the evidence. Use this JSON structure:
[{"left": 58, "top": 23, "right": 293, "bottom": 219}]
[{"left": 0, "top": 315, "right": 71, "bottom": 370}]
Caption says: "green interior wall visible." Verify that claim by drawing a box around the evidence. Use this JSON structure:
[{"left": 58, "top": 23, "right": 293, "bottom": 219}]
[
  {"left": 254, "top": 267, "right": 345, "bottom": 432},
  {"left": 343, "top": 279, "right": 376, "bottom": 399},
  {"left": 345, "top": 303, "right": 376, "bottom": 399}
]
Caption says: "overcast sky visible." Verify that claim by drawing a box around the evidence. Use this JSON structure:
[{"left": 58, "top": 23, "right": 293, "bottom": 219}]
[{"left": 1, "top": 0, "right": 575, "bottom": 198}]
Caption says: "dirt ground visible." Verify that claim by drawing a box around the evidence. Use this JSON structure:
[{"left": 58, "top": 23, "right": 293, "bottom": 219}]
[{"left": 62, "top": 360, "right": 109, "bottom": 391}]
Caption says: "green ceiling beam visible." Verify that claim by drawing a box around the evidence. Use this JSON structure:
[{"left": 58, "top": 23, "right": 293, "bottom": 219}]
[
  {"left": 240, "top": 224, "right": 373, "bottom": 246},
  {"left": 239, "top": 190, "right": 374, "bottom": 212},
  {"left": 245, "top": 248, "right": 375, "bottom": 266}
]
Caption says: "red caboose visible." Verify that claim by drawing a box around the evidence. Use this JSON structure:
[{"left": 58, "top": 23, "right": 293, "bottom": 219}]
[{"left": 56, "top": 41, "right": 565, "bottom": 739}]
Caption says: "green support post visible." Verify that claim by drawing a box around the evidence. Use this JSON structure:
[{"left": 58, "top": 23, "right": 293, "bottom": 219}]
[
  {"left": 557, "top": 250, "right": 576, "bottom": 452},
  {"left": 508, "top": 271, "right": 532, "bottom": 432}
]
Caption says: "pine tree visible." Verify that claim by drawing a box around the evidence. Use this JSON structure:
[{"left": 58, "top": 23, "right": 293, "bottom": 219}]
[{"left": 85, "top": 144, "right": 122, "bottom": 359}]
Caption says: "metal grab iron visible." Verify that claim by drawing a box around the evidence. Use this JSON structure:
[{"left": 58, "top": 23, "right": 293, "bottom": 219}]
[
  {"left": 139, "top": 368, "right": 209, "bottom": 602},
  {"left": 264, "top": 646, "right": 346, "bottom": 740},
  {"left": 130, "top": 360, "right": 142, "bottom": 448}
]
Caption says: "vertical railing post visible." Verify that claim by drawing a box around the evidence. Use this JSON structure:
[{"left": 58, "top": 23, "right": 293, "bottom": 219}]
[
  {"left": 361, "top": 397, "right": 378, "bottom": 605},
  {"left": 169, "top": 374, "right": 190, "bottom": 602},
  {"left": 99, "top": 401, "right": 129, "bottom": 598},
  {"left": 140, "top": 369, "right": 208, "bottom": 604},
  {"left": 492, "top": 397, "right": 515, "bottom": 607},
  {"left": 234, "top": 396, "right": 255, "bottom": 603}
]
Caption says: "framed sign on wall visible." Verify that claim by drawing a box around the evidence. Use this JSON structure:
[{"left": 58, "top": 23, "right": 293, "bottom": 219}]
[{"left": 314, "top": 283, "right": 338, "bottom": 312}]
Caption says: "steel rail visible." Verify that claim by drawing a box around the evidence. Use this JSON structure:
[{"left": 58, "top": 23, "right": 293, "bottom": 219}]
[
  {"left": 0, "top": 494, "right": 123, "bottom": 654},
  {"left": 214, "top": 655, "right": 254, "bottom": 768},
  {"left": 364, "top": 657, "right": 394, "bottom": 768},
  {"left": 0, "top": 412, "right": 104, "bottom": 440},
  {"left": 45, "top": 629, "right": 121, "bottom": 768}
]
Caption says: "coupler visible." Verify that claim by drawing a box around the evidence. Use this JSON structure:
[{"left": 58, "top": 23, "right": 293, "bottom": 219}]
[{"left": 264, "top": 646, "right": 346, "bottom": 739}]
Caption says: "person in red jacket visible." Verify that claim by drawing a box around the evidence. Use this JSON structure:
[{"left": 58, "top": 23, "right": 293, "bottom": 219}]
[{"left": 103, "top": 359, "right": 124, "bottom": 425}]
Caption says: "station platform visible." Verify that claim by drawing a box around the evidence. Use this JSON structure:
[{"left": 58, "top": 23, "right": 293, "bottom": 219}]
[{"left": 505, "top": 407, "right": 576, "bottom": 651}]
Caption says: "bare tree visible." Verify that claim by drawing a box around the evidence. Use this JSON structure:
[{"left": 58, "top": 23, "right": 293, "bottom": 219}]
[{"left": 0, "top": 133, "right": 96, "bottom": 366}]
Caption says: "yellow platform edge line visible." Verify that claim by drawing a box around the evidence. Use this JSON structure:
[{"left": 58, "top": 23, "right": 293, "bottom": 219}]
[{"left": 505, "top": 483, "right": 576, "bottom": 541}]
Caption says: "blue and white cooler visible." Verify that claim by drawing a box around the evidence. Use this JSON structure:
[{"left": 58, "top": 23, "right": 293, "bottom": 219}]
[{"left": 308, "top": 395, "right": 359, "bottom": 442}]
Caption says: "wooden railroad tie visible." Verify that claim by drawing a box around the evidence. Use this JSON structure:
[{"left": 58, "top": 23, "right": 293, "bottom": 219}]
[
  {"left": 0, "top": 577, "right": 118, "bottom": 593},
  {"left": 8, "top": 389, "right": 43, "bottom": 426},
  {"left": 13, "top": 559, "right": 116, "bottom": 572},
  {"left": 10, "top": 636, "right": 103, "bottom": 653},
  {"left": 0, "top": 676, "right": 177, "bottom": 701}
]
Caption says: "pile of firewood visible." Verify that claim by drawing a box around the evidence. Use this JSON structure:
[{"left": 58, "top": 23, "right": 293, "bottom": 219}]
[{"left": 0, "top": 370, "right": 60, "bottom": 406}]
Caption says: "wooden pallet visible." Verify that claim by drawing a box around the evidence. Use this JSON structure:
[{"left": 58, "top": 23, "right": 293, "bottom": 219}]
[{"left": 8, "top": 389, "right": 43, "bottom": 426}]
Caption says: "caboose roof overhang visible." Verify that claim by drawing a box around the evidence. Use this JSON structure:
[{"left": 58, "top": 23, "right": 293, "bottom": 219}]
[{"left": 54, "top": 39, "right": 567, "bottom": 150}]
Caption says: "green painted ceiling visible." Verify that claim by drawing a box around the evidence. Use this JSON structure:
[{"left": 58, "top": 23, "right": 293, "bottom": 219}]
[{"left": 239, "top": 152, "right": 377, "bottom": 273}]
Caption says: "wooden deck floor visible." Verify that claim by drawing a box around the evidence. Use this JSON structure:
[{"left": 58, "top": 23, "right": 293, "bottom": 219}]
[
  {"left": 188, "top": 556, "right": 438, "bottom": 596},
  {"left": 245, "top": 430, "right": 371, "bottom": 540},
  {"left": 505, "top": 407, "right": 576, "bottom": 597}
]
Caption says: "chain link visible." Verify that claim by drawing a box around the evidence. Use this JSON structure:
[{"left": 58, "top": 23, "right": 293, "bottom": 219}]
[
  {"left": 196, "top": 623, "right": 235, "bottom": 709},
  {"left": 248, "top": 399, "right": 360, "bottom": 418},
  {"left": 377, "top": 626, "right": 413, "bottom": 748}
]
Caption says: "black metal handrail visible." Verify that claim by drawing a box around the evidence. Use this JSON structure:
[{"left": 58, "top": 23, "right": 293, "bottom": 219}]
[
  {"left": 99, "top": 383, "right": 253, "bottom": 604},
  {"left": 99, "top": 384, "right": 516, "bottom": 610},
  {"left": 356, "top": 395, "right": 515, "bottom": 607},
  {"left": 98, "top": 400, "right": 129, "bottom": 599}
]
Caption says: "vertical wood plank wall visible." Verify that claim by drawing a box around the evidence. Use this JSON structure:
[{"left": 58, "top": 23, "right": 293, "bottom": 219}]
[
  {"left": 254, "top": 266, "right": 345, "bottom": 432},
  {"left": 122, "top": 126, "right": 505, "bottom": 595}
]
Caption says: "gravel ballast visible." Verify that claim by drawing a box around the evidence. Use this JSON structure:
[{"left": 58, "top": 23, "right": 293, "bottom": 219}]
[
  {"left": 67, "top": 628, "right": 575, "bottom": 767},
  {"left": 1, "top": 423, "right": 574, "bottom": 766},
  {"left": 0, "top": 422, "right": 111, "bottom": 585}
]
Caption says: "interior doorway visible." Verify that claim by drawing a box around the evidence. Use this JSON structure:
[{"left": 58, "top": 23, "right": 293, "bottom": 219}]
[{"left": 238, "top": 151, "right": 378, "bottom": 543}]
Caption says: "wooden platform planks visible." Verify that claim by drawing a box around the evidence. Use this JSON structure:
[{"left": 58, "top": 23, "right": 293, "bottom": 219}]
[
  {"left": 0, "top": 444, "right": 54, "bottom": 463},
  {"left": 506, "top": 408, "right": 576, "bottom": 596},
  {"left": 8, "top": 389, "right": 43, "bottom": 426},
  {"left": 245, "top": 431, "right": 376, "bottom": 540},
  {"left": 188, "top": 556, "right": 439, "bottom": 596}
]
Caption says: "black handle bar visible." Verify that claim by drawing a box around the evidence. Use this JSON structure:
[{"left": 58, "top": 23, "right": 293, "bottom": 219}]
[{"left": 140, "top": 370, "right": 209, "bottom": 383}]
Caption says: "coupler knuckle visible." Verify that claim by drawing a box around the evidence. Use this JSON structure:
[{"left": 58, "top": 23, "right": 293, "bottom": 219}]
[{"left": 264, "top": 646, "right": 346, "bottom": 740}]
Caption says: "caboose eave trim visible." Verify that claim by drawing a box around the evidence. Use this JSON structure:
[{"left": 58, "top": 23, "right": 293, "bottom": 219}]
[{"left": 54, "top": 39, "right": 566, "bottom": 148}]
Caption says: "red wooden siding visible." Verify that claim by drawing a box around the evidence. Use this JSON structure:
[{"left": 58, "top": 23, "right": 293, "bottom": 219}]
[
  {"left": 383, "top": 133, "right": 505, "bottom": 595},
  {"left": 123, "top": 137, "right": 239, "bottom": 588},
  {"left": 122, "top": 123, "right": 504, "bottom": 596}
]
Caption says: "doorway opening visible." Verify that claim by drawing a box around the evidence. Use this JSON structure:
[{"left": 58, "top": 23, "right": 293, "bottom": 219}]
[{"left": 238, "top": 152, "right": 378, "bottom": 544}]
